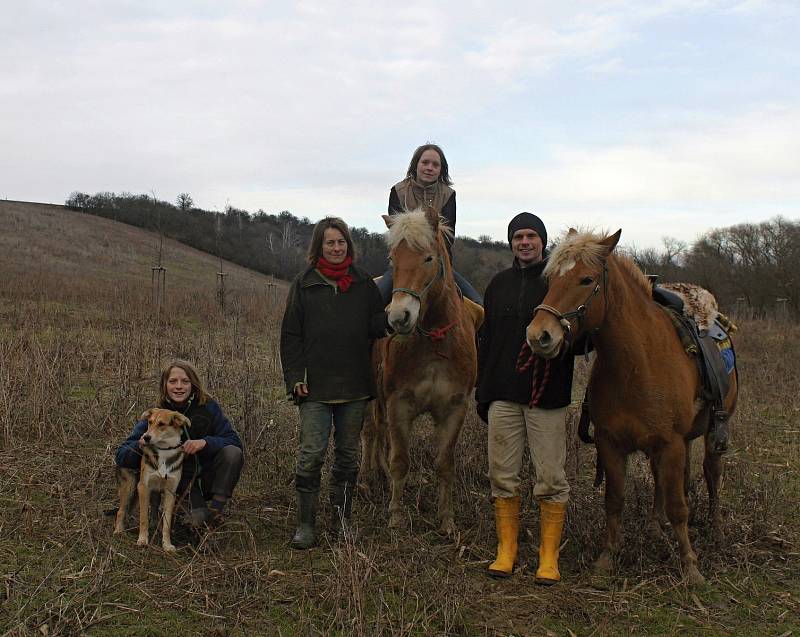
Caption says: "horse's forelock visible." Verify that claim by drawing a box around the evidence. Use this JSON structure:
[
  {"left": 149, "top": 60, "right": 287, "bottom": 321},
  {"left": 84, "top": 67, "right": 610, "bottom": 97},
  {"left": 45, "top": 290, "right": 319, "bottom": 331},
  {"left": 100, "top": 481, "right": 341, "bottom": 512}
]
[
  {"left": 386, "top": 208, "right": 452, "bottom": 253},
  {"left": 544, "top": 231, "right": 608, "bottom": 279}
]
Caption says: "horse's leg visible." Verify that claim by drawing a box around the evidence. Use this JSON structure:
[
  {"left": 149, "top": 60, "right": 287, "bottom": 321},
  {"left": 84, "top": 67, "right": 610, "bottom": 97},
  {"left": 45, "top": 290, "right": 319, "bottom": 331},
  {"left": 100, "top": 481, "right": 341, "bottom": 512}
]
[
  {"left": 360, "top": 402, "right": 377, "bottom": 484},
  {"left": 593, "top": 437, "right": 626, "bottom": 576},
  {"left": 649, "top": 455, "right": 668, "bottom": 534},
  {"left": 659, "top": 436, "right": 704, "bottom": 585},
  {"left": 703, "top": 437, "right": 724, "bottom": 543},
  {"left": 431, "top": 396, "right": 467, "bottom": 535},
  {"left": 386, "top": 396, "right": 415, "bottom": 529}
]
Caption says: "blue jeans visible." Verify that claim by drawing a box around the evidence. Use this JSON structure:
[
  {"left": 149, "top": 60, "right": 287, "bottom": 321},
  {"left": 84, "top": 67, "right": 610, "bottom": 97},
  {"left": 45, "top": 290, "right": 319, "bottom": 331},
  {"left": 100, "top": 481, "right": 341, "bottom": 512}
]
[
  {"left": 377, "top": 267, "right": 483, "bottom": 305},
  {"left": 295, "top": 400, "right": 367, "bottom": 492}
]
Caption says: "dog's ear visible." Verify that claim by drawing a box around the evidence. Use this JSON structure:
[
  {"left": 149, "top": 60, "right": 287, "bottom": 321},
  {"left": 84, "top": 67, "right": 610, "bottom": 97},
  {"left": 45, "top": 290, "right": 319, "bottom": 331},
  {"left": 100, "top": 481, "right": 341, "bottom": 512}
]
[
  {"left": 171, "top": 413, "right": 190, "bottom": 429},
  {"left": 139, "top": 408, "right": 156, "bottom": 422}
]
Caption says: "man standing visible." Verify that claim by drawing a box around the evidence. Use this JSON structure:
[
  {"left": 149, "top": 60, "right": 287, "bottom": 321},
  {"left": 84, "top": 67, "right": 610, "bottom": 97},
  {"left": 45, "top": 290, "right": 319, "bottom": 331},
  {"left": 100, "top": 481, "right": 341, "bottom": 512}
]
[{"left": 476, "top": 212, "right": 575, "bottom": 584}]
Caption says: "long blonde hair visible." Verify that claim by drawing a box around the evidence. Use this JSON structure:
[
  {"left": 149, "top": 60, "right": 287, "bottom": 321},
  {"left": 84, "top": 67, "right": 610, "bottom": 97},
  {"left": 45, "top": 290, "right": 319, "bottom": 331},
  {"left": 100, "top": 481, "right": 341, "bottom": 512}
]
[{"left": 157, "top": 359, "right": 212, "bottom": 407}]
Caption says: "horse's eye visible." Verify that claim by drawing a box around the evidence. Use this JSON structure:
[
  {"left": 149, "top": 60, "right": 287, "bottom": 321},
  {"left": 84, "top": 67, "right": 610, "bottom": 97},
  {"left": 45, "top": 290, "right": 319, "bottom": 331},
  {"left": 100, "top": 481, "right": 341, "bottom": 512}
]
[
  {"left": 424, "top": 256, "right": 434, "bottom": 263},
  {"left": 580, "top": 277, "right": 593, "bottom": 286}
]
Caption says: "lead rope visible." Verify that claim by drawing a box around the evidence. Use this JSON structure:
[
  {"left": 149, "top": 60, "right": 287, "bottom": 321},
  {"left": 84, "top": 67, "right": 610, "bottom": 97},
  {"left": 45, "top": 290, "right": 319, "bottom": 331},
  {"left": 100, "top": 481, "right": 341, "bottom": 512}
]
[{"left": 515, "top": 342, "right": 551, "bottom": 407}]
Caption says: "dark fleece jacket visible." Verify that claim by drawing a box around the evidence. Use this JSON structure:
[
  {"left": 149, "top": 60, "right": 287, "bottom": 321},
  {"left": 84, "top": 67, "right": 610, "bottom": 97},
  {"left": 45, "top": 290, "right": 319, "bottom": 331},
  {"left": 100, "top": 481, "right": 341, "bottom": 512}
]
[
  {"left": 476, "top": 259, "right": 575, "bottom": 409},
  {"left": 280, "top": 263, "right": 388, "bottom": 403}
]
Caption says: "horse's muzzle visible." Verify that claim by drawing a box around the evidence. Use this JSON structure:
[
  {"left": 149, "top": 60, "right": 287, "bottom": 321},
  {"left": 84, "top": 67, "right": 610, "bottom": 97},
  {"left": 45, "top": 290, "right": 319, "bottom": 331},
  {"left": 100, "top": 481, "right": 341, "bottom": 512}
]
[{"left": 527, "top": 327, "right": 562, "bottom": 359}]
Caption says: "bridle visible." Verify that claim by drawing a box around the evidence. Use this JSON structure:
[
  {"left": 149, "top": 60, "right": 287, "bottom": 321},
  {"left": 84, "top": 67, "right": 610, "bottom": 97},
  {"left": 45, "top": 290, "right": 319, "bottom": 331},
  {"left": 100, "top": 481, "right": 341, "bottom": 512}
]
[
  {"left": 391, "top": 255, "right": 445, "bottom": 302},
  {"left": 533, "top": 262, "right": 608, "bottom": 342}
]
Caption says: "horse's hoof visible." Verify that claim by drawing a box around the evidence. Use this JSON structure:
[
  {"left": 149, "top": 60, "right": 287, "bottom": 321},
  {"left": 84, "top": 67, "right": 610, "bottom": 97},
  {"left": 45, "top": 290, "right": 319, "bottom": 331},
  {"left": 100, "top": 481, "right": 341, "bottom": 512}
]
[
  {"left": 438, "top": 518, "right": 455, "bottom": 536},
  {"left": 685, "top": 564, "right": 705, "bottom": 587},
  {"left": 388, "top": 512, "right": 406, "bottom": 529},
  {"left": 593, "top": 551, "right": 613, "bottom": 575}
]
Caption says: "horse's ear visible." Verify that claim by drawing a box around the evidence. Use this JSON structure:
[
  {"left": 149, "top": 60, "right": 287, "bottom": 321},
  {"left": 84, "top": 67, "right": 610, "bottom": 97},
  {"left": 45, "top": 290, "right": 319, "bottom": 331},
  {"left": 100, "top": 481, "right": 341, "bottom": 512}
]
[
  {"left": 600, "top": 229, "right": 622, "bottom": 254},
  {"left": 568, "top": 228, "right": 577, "bottom": 235},
  {"left": 423, "top": 206, "right": 439, "bottom": 231},
  {"left": 383, "top": 215, "right": 394, "bottom": 229}
]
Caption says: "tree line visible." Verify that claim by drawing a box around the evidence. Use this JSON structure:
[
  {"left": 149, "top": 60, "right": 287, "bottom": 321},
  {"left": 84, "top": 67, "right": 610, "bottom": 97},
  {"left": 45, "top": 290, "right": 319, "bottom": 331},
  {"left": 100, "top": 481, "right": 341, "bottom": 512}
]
[{"left": 66, "top": 191, "right": 797, "bottom": 319}]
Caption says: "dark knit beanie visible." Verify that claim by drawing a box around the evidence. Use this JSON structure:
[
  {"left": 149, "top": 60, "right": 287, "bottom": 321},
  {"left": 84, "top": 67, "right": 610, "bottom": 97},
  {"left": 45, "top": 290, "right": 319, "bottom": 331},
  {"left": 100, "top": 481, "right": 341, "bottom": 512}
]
[{"left": 507, "top": 212, "right": 547, "bottom": 249}]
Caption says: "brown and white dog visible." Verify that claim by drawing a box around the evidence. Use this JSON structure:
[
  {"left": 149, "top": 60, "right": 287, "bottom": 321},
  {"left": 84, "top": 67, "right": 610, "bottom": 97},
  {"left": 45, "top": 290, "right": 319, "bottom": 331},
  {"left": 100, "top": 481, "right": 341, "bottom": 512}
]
[{"left": 114, "top": 408, "right": 190, "bottom": 552}]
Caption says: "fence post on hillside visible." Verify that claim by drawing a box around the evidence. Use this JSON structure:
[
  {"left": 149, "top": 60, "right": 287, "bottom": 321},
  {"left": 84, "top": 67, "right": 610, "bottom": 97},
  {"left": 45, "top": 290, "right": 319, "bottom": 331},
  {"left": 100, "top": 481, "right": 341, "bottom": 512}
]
[
  {"left": 267, "top": 275, "right": 277, "bottom": 305},
  {"left": 150, "top": 190, "right": 167, "bottom": 321},
  {"left": 151, "top": 265, "right": 167, "bottom": 317},
  {"left": 776, "top": 297, "right": 789, "bottom": 322},
  {"left": 217, "top": 270, "right": 228, "bottom": 311},
  {"left": 732, "top": 296, "right": 748, "bottom": 321},
  {"left": 215, "top": 212, "right": 227, "bottom": 311}
]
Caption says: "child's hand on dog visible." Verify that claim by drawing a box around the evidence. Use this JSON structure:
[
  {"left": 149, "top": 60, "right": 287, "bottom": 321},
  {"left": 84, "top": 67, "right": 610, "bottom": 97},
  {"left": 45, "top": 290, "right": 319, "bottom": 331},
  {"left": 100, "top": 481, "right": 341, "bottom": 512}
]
[{"left": 183, "top": 439, "right": 207, "bottom": 455}]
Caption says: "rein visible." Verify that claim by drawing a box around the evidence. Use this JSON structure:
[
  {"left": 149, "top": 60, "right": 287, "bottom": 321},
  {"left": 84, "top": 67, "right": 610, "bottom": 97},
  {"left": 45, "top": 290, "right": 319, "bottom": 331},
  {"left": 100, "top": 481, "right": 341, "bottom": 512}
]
[{"left": 515, "top": 342, "right": 552, "bottom": 407}]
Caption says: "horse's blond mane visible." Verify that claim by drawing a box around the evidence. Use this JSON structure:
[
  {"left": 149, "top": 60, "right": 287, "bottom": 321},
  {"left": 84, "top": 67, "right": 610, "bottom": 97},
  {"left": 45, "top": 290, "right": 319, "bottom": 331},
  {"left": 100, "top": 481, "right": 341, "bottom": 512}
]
[
  {"left": 544, "top": 230, "right": 651, "bottom": 295},
  {"left": 386, "top": 207, "right": 453, "bottom": 252}
]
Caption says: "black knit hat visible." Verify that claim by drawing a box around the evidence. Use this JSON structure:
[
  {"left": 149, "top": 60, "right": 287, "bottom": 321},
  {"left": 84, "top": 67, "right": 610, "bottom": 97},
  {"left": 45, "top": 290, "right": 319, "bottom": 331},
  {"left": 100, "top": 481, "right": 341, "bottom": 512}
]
[{"left": 507, "top": 212, "right": 547, "bottom": 249}]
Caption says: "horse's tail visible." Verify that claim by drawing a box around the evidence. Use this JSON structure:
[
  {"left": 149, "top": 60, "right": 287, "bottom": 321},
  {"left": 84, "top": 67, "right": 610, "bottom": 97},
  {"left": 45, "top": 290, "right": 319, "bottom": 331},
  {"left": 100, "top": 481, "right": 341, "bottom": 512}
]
[{"left": 593, "top": 451, "right": 605, "bottom": 488}]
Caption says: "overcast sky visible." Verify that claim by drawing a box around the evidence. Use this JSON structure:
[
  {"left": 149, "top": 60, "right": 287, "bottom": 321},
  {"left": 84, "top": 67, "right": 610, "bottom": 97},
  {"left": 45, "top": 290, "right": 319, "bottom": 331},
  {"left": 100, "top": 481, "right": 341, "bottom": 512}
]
[{"left": 2, "top": 1, "right": 798, "bottom": 248}]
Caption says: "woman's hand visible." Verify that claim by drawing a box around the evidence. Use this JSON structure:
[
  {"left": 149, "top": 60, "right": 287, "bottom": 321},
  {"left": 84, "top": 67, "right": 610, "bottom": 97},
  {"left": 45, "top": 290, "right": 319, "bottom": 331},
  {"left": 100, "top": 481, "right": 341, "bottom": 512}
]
[
  {"left": 183, "top": 439, "right": 208, "bottom": 455},
  {"left": 294, "top": 383, "right": 309, "bottom": 397}
]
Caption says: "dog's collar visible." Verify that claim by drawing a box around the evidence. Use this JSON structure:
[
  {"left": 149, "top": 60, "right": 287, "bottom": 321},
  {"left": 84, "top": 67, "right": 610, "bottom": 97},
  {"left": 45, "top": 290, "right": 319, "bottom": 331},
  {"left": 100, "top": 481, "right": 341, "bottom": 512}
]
[{"left": 149, "top": 443, "right": 184, "bottom": 451}]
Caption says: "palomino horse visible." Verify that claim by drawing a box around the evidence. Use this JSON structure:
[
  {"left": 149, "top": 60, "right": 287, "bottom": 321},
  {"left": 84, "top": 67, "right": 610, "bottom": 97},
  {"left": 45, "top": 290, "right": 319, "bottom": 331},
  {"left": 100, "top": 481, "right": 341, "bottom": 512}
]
[
  {"left": 366, "top": 206, "right": 481, "bottom": 533},
  {"left": 526, "top": 229, "right": 738, "bottom": 585}
]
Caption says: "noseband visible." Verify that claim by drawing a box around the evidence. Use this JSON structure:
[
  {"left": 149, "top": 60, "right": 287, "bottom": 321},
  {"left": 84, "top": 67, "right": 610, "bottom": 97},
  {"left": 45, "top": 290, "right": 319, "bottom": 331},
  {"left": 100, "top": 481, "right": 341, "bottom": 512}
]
[
  {"left": 391, "top": 256, "right": 445, "bottom": 302},
  {"left": 534, "top": 263, "right": 608, "bottom": 340}
]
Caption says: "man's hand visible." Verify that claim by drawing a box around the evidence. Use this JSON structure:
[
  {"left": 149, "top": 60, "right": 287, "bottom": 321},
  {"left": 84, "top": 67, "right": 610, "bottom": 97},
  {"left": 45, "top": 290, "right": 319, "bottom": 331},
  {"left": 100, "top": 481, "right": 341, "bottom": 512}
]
[
  {"left": 294, "top": 383, "right": 309, "bottom": 397},
  {"left": 183, "top": 439, "right": 207, "bottom": 455}
]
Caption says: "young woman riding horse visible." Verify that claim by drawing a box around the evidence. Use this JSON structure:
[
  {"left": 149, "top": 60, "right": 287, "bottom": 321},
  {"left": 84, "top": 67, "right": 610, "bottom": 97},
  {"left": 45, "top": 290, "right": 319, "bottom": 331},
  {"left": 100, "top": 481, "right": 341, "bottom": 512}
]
[
  {"left": 373, "top": 205, "right": 482, "bottom": 533},
  {"left": 526, "top": 229, "right": 738, "bottom": 585}
]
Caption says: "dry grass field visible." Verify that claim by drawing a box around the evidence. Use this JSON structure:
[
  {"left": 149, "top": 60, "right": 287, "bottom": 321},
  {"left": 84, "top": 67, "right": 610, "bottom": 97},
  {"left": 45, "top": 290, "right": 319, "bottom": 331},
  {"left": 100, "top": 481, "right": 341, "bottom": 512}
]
[{"left": 1, "top": 201, "right": 798, "bottom": 636}]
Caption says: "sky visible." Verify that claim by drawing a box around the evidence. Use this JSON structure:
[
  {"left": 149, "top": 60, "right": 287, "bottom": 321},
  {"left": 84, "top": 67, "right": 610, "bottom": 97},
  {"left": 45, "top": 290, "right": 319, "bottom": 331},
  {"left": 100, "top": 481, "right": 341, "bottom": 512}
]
[{"left": 1, "top": 0, "right": 798, "bottom": 249}]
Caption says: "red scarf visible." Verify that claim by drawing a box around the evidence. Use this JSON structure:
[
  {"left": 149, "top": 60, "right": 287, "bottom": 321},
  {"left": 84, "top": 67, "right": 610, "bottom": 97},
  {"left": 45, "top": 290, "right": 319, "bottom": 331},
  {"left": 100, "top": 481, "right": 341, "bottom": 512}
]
[{"left": 316, "top": 255, "right": 353, "bottom": 292}]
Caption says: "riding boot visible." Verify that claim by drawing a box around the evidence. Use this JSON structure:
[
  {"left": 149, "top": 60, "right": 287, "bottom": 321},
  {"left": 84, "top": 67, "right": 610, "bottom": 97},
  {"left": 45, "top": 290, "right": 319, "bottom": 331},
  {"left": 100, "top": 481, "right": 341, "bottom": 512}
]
[
  {"left": 535, "top": 500, "right": 566, "bottom": 585},
  {"left": 291, "top": 489, "right": 319, "bottom": 550},
  {"left": 330, "top": 473, "right": 356, "bottom": 537},
  {"left": 488, "top": 496, "right": 520, "bottom": 578}
]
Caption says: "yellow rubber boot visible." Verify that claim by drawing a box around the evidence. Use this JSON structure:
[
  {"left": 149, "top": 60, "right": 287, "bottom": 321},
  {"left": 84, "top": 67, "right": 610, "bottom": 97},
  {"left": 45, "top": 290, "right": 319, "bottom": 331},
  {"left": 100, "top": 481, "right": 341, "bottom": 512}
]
[
  {"left": 488, "top": 496, "right": 520, "bottom": 578},
  {"left": 535, "top": 500, "right": 566, "bottom": 585}
]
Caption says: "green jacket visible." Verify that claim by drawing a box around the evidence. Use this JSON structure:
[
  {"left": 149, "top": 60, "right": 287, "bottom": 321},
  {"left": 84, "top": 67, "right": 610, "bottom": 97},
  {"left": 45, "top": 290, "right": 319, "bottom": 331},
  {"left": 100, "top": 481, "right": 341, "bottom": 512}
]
[{"left": 280, "top": 264, "right": 388, "bottom": 403}]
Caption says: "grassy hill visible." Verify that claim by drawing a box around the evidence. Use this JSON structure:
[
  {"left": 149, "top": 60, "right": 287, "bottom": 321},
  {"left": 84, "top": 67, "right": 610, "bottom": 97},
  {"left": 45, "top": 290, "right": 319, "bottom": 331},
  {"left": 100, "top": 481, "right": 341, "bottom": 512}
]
[
  {"left": 1, "top": 200, "right": 798, "bottom": 636},
  {"left": 0, "top": 199, "right": 282, "bottom": 293}
]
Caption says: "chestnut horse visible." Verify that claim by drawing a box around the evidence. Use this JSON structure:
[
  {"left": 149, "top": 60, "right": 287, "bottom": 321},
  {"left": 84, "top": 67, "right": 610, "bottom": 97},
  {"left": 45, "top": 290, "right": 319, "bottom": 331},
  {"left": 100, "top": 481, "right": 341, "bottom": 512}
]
[
  {"left": 526, "top": 229, "right": 738, "bottom": 585},
  {"left": 365, "top": 206, "right": 481, "bottom": 533}
]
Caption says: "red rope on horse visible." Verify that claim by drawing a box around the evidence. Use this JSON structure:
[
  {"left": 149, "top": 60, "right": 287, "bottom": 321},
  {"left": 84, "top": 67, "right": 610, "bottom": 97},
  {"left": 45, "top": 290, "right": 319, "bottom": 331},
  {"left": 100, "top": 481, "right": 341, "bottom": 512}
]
[
  {"left": 515, "top": 342, "right": 551, "bottom": 407},
  {"left": 427, "top": 320, "right": 458, "bottom": 342},
  {"left": 516, "top": 342, "right": 536, "bottom": 372}
]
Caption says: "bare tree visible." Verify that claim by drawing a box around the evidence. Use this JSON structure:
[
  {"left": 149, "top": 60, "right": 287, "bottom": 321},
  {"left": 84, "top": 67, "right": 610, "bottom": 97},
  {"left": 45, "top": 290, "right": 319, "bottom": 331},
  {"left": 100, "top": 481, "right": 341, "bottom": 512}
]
[{"left": 176, "top": 193, "right": 194, "bottom": 211}]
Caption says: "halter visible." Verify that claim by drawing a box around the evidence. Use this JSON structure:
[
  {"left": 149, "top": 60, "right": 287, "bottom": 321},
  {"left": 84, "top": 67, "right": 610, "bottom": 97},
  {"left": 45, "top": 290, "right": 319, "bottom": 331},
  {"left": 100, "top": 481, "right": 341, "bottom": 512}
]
[
  {"left": 533, "top": 262, "right": 608, "bottom": 341},
  {"left": 391, "top": 255, "right": 445, "bottom": 301}
]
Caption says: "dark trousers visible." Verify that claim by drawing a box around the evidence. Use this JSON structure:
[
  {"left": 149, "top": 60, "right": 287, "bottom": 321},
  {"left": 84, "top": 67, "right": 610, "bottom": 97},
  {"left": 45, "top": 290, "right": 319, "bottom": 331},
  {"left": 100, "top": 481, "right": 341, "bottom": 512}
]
[{"left": 295, "top": 400, "right": 366, "bottom": 492}]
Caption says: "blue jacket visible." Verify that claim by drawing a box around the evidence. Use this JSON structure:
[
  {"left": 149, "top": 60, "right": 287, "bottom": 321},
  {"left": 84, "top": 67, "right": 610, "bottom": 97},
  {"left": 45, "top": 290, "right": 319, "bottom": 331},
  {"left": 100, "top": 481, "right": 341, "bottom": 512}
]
[{"left": 115, "top": 398, "right": 243, "bottom": 470}]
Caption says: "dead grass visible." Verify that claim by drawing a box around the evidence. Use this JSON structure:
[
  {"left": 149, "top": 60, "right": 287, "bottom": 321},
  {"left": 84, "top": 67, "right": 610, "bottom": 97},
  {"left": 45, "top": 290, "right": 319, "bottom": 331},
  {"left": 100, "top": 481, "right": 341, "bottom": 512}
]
[{"left": 0, "top": 202, "right": 798, "bottom": 636}]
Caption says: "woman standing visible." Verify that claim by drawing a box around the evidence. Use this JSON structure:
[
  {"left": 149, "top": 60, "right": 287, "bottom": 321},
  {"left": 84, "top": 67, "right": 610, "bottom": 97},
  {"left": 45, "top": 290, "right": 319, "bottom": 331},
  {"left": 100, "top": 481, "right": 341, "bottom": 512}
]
[
  {"left": 280, "top": 217, "right": 388, "bottom": 549},
  {"left": 379, "top": 143, "right": 482, "bottom": 305},
  {"left": 115, "top": 360, "right": 244, "bottom": 526}
]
